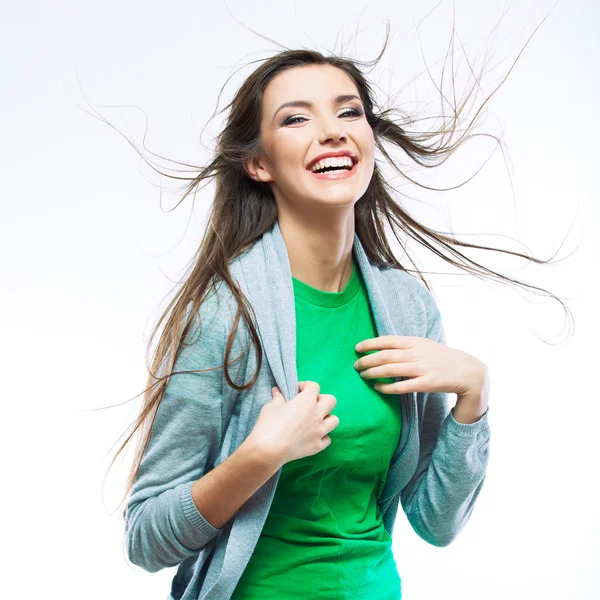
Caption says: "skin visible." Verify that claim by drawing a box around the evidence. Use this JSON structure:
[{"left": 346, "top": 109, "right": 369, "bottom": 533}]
[
  {"left": 245, "top": 63, "right": 374, "bottom": 293},
  {"left": 245, "top": 64, "right": 489, "bottom": 423}
]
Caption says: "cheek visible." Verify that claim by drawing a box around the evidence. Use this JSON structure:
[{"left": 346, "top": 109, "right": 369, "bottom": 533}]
[
  {"left": 357, "top": 126, "right": 375, "bottom": 158},
  {"left": 270, "top": 134, "right": 307, "bottom": 172}
]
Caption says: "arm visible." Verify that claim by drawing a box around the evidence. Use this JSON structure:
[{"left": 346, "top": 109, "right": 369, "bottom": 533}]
[
  {"left": 123, "top": 296, "right": 254, "bottom": 572},
  {"left": 400, "top": 295, "right": 491, "bottom": 547},
  {"left": 190, "top": 437, "right": 282, "bottom": 530}
]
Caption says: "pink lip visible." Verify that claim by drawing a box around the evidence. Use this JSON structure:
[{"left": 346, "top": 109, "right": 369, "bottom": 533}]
[{"left": 308, "top": 159, "right": 358, "bottom": 180}]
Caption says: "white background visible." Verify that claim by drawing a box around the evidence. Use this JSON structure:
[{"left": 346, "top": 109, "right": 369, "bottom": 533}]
[{"left": 2, "top": 0, "right": 598, "bottom": 598}]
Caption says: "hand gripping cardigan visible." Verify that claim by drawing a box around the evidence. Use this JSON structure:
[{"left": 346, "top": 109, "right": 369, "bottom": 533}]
[{"left": 123, "top": 218, "right": 491, "bottom": 600}]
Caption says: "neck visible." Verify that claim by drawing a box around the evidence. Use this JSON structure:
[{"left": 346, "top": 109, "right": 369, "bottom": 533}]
[{"left": 277, "top": 213, "right": 355, "bottom": 293}]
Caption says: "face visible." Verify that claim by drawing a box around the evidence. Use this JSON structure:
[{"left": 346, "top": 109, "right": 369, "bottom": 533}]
[{"left": 246, "top": 64, "right": 375, "bottom": 210}]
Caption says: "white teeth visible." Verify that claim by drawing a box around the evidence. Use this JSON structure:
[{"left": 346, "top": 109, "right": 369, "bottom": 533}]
[{"left": 310, "top": 156, "right": 354, "bottom": 172}]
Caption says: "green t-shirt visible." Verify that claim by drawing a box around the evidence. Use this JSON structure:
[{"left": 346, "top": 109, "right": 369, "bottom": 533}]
[{"left": 231, "top": 258, "right": 403, "bottom": 599}]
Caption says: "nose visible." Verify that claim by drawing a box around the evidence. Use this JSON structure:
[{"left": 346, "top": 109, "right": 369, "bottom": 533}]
[{"left": 318, "top": 116, "right": 348, "bottom": 144}]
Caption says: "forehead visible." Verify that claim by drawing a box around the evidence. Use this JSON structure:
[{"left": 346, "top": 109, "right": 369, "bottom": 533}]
[{"left": 262, "top": 64, "right": 359, "bottom": 111}]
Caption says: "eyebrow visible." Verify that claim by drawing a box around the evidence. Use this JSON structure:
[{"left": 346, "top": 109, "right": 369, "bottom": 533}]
[{"left": 272, "top": 94, "right": 362, "bottom": 123}]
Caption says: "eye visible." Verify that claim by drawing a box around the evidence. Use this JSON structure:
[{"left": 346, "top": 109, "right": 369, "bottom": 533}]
[
  {"left": 282, "top": 115, "right": 308, "bottom": 125},
  {"left": 340, "top": 108, "right": 363, "bottom": 118},
  {"left": 282, "top": 107, "right": 364, "bottom": 126}
]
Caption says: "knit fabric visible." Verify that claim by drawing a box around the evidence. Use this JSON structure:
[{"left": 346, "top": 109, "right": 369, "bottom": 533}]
[
  {"left": 123, "top": 219, "right": 491, "bottom": 600},
  {"left": 231, "top": 259, "right": 401, "bottom": 599}
]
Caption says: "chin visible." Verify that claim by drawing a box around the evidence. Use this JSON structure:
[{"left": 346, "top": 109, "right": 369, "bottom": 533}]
[{"left": 309, "top": 191, "right": 360, "bottom": 206}]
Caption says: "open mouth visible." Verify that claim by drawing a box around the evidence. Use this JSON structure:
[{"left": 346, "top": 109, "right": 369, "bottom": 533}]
[{"left": 306, "top": 157, "right": 359, "bottom": 180}]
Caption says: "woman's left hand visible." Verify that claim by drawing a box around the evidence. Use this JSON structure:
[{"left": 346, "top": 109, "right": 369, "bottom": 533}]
[{"left": 354, "top": 335, "right": 488, "bottom": 399}]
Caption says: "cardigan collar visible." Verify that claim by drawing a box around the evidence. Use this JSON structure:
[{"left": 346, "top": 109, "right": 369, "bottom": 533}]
[
  {"left": 229, "top": 218, "right": 419, "bottom": 404},
  {"left": 213, "top": 219, "right": 423, "bottom": 598}
]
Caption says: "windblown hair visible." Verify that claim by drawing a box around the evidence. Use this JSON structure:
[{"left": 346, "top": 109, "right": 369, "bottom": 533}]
[{"left": 89, "top": 18, "right": 572, "bottom": 526}]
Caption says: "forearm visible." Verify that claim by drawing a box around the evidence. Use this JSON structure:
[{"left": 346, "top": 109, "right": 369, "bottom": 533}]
[
  {"left": 401, "top": 390, "right": 491, "bottom": 547},
  {"left": 191, "top": 437, "right": 283, "bottom": 530}
]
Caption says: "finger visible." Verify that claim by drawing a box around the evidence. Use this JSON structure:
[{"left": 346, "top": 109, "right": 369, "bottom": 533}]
[
  {"left": 374, "top": 377, "right": 420, "bottom": 394},
  {"left": 355, "top": 348, "right": 412, "bottom": 370},
  {"left": 359, "top": 360, "right": 418, "bottom": 380},
  {"left": 356, "top": 336, "right": 415, "bottom": 352},
  {"left": 271, "top": 386, "right": 285, "bottom": 401}
]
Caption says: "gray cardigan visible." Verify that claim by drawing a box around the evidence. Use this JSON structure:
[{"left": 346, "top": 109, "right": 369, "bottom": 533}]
[{"left": 124, "top": 219, "right": 491, "bottom": 600}]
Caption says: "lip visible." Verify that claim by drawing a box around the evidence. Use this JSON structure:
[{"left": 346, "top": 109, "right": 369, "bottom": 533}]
[{"left": 306, "top": 150, "right": 358, "bottom": 171}]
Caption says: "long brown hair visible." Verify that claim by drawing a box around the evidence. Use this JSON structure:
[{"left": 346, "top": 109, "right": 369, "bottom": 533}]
[{"left": 86, "top": 18, "right": 573, "bottom": 525}]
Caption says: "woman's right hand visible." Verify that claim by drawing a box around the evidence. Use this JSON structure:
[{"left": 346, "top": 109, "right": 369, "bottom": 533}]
[{"left": 247, "top": 381, "right": 339, "bottom": 467}]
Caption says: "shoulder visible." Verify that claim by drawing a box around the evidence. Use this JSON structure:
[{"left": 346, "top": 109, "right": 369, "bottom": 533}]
[
  {"left": 190, "top": 279, "right": 242, "bottom": 329},
  {"left": 380, "top": 265, "right": 441, "bottom": 315},
  {"left": 180, "top": 280, "right": 239, "bottom": 358},
  {"left": 379, "top": 265, "right": 445, "bottom": 343},
  {"left": 193, "top": 278, "right": 252, "bottom": 350}
]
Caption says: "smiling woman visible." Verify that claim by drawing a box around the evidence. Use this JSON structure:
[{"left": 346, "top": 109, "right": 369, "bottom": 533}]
[
  {"left": 244, "top": 64, "right": 375, "bottom": 211},
  {"left": 91, "top": 14, "right": 572, "bottom": 600}
]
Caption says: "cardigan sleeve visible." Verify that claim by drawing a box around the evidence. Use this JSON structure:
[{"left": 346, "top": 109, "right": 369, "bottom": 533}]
[
  {"left": 399, "top": 294, "right": 491, "bottom": 547},
  {"left": 123, "top": 297, "right": 228, "bottom": 573}
]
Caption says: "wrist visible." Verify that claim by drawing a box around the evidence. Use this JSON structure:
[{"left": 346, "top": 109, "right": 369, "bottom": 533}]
[
  {"left": 454, "top": 386, "right": 489, "bottom": 424},
  {"left": 452, "top": 401, "right": 488, "bottom": 424},
  {"left": 241, "top": 435, "right": 285, "bottom": 473},
  {"left": 457, "top": 365, "right": 490, "bottom": 405}
]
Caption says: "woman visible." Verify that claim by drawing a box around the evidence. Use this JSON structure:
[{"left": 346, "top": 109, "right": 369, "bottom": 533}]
[{"left": 112, "top": 37, "right": 565, "bottom": 600}]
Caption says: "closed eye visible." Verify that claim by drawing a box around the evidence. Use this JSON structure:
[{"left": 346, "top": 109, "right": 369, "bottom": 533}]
[{"left": 282, "top": 108, "right": 363, "bottom": 126}]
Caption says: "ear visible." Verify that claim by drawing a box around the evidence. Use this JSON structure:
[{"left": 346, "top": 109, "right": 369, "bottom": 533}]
[{"left": 244, "top": 155, "right": 273, "bottom": 183}]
